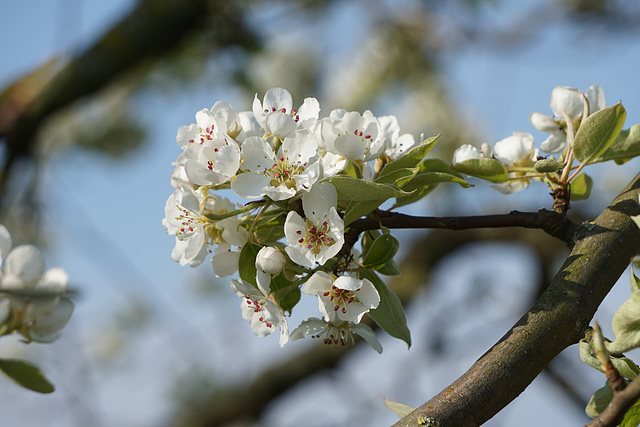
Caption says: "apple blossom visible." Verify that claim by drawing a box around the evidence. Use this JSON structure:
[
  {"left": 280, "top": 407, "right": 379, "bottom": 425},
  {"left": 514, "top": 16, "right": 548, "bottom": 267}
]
[
  {"left": 301, "top": 271, "right": 380, "bottom": 324},
  {"left": 0, "top": 225, "right": 74, "bottom": 343},
  {"left": 177, "top": 136, "right": 241, "bottom": 186},
  {"left": 290, "top": 317, "right": 382, "bottom": 353},
  {"left": 231, "top": 132, "right": 321, "bottom": 201},
  {"left": 163, "top": 187, "right": 248, "bottom": 272},
  {"left": 452, "top": 143, "right": 492, "bottom": 163},
  {"left": 230, "top": 271, "right": 288, "bottom": 347},
  {"left": 252, "top": 87, "right": 320, "bottom": 139},
  {"left": 316, "top": 109, "right": 384, "bottom": 162},
  {"left": 492, "top": 132, "right": 538, "bottom": 194},
  {"left": 284, "top": 182, "right": 344, "bottom": 268},
  {"left": 530, "top": 84, "right": 605, "bottom": 153},
  {"left": 380, "top": 115, "right": 419, "bottom": 160}
]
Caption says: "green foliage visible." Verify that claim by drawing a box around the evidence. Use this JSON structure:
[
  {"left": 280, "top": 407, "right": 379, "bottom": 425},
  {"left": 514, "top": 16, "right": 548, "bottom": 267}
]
[
  {"left": 270, "top": 272, "right": 301, "bottom": 313},
  {"left": 395, "top": 159, "right": 471, "bottom": 208},
  {"left": 325, "top": 176, "right": 412, "bottom": 201},
  {"left": 621, "top": 401, "right": 640, "bottom": 427},
  {"left": 594, "top": 124, "right": 640, "bottom": 164},
  {"left": 238, "top": 242, "right": 262, "bottom": 287},
  {"left": 573, "top": 102, "right": 626, "bottom": 164},
  {"left": 586, "top": 382, "right": 613, "bottom": 418},
  {"left": 0, "top": 358, "right": 55, "bottom": 393},
  {"left": 360, "top": 270, "right": 411, "bottom": 347},
  {"left": 450, "top": 158, "right": 509, "bottom": 183},
  {"left": 379, "top": 135, "right": 440, "bottom": 178},
  {"left": 362, "top": 226, "right": 400, "bottom": 271},
  {"left": 342, "top": 168, "right": 418, "bottom": 225},
  {"left": 606, "top": 292, "right": 640, "bottom": 354},
  {"left": 383, "top": 397, "right": 415, "bottom": 418},
  {"left": 570, "top": 173, "right": 593, "bottom": 201},
  {"left": 579, "top": 339, "right": 639, "bottom": 379}
]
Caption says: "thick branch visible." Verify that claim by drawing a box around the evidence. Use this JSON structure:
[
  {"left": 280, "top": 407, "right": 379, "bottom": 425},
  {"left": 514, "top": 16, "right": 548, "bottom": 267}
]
[{"left": 395, "top": 173, "right": 640, "bottom": 427}]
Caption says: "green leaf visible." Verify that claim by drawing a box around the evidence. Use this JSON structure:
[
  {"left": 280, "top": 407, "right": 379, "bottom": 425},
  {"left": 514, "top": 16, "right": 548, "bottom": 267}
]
[
  {"left": 607, "top": 292, "right": 640, "bottom": 354},
  {"left": 270, "top": 272, "right": 301, "bottom": 313},
  {"left": 376, "top": 167, "right": 419, "bottom": 186},
  {"left": 621, "top": 401, "right": 640, "bottom": 427},
  {"left": 631, "top": 267, "right": 640, "bottom": 294},
  {"left": 593, "top": 124, "right": 640, "bottom": 164},
  {"left": 586, "top": 382, "right": 613, "bottom": 418},
  {"left": 377, "top": 258, "right": 401, "bottom": 276},
  {"left": 0, "top": 358, "right": 55, "bottom": 393},
  {"left": 360, "top": 270, "right": 411, "bottom": 347},
  {"left": 394, "top": 159, "right": 471, "bottom": 207},
  {"left": 573, "top": 102, "right": 626, "bottom": 164},
  {"left": 362, "top": 230, "right": 399, "bottom": 270},
  {"left": 382, "top": 397, "right": 415, "bottom": 418},
  {"left": 451, "top": 158, "right": 509, "bottom": 183},
  {"left": 324, "top": 176, "right": 413, "bottom": 202},
  {"left": 238, "top": 242, "right": 262, "bottom": 287},
  {"left": 570, "top": 173, "right": 593, "bottom": 201},
  {"left": 579, "top": 339, "right": 639, "bottom": 379},
  {"left": 342, "top": 168, "right": 419, "bottom": 225},
  {"left": 379, "top": 134, "right": 440, "bottom": 178}
]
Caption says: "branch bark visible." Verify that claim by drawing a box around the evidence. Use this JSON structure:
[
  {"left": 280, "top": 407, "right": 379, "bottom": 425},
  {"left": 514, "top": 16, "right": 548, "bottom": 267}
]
[{"left": 394, "top": 172, "right": 640, "bottom": 427}]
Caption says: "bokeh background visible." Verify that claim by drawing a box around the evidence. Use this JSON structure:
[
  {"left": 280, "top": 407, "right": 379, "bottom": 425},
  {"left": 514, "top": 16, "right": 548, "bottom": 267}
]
[{"left": 1, "top": 0, "right": 640, "bottom": 426}]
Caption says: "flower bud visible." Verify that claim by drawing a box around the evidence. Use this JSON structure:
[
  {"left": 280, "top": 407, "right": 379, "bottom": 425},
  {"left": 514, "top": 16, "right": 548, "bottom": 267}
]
[
  {"left": 255, "top": 246, "right": 286, "bottom": 275},
  {"left": 534, "top": 158, "right": 562, "bottom": 173}
]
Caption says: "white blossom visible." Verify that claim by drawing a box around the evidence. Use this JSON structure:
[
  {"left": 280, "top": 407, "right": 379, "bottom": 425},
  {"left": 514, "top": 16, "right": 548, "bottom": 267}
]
[
  {"left": 530, "top": 84, "right": 605, "bottom": 153},
  {"left": 230, "top": 271, "right": 288, "bottom": 346},
  {"left": 290, "top": 317, "right": 382, "bottom": 353},
  {"left": 252, "top": 87, "right": 320, "bottom": 139},
  {"left": 301, "top": 271, "right": 380, "bottom": 324},
  {"left": 231, "top": 132, "right": 321, "bottom": 201},
  {"left": 255, "top": 246, "right": 286, "bottom": 275},
  {"left": 284, "top": 182, "right": 344, "bottom": 268},
  {"left": 0, "top": 225, "right": 73, "bottom": 343}
]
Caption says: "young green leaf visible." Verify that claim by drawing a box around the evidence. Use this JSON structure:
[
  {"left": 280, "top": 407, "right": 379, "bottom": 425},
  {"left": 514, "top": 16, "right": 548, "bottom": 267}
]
[
  {"left": 593, "top": 124, "right": 640, "bottom": 164},
  {"left": 586, "top": 382, "right": 613, "bottom": 418},
  {"left": 379, "top": 134, "right": 440, "bottom": 178},
  {"left": 270, "top": 272, "right": 301, "bottom": 313},
  {"left": 0, "top": 358, "right": 55, "bottom": 393},
  {"left": 570, "top": 173, "right": 593, "bottom": 201},
  {"left": 382, "top": 398, "right": 415, "bottom": 418},
  {"left": 621, "top": 402, "right": 640, "bottom": 427},
  {"left": 451, "top": 158, "right": 509, "bottom": 183},
  {"left": 579, "top": 340, "right": 639, "bottom": 379},
  {"left": 324, "top": 176, "right": 412, "bottom": 201},
  {"left": 573, "top": 102, "right": 626, "bottom": 164},
  {"left": 360, "top": 270, "right": 411, "bottom": 347},
  {"left": 606, "top": 292, "right": 640, "bottom": 354},
  {"left": 362, "top": 231, "right": 399, "bottom": 270},
  {"left": 238, "top": 242, "right": 262, "bottom": 287},
  {"left": 631, "top": 267, "right": 640, "bottom": 294}
]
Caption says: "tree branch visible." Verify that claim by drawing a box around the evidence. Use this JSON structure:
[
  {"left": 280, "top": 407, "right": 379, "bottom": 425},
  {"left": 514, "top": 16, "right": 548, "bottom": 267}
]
[
  {"left": 346, "top": 209, "right": 576, "bottom": 249},
  {"left": 394, "top": 172, "right": 640, "bottom": 427}
]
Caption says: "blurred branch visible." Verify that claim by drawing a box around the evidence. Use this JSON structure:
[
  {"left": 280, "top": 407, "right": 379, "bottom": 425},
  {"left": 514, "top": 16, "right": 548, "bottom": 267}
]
[
  {"left": 395, "top": 172, "right": 640, "bottom": 427},
  {"left": 0, "top": 0, "right": 259, "bottom": 207}
]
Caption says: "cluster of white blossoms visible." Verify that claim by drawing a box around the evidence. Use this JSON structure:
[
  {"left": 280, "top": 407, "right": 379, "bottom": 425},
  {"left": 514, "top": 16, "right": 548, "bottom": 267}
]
[
  {"left": 452, "top": 84, "right": 605, "bottom": 194},
  {"left": 164, "top": 88, "right": 423, "bottom": 352},
  {"left": 0, "top": 225, "right": 74, "bottom": 343}
]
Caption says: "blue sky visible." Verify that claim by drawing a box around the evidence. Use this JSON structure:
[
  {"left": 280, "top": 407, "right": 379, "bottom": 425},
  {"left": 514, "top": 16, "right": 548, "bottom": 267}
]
[{"left": 1, "top": 1, "right": 640, "bottom": 426}]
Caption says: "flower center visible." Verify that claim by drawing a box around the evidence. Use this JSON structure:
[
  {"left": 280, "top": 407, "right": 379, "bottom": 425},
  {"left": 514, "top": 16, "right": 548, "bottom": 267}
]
[
  {"left": 244, "top": 296, "right": 273, "bottom": 328},
  {"left": 267, "top": 154, "right": 305, "bottom": 189},
  {"left": 175, "top": 206, "right": 202, "bottom": 240},
  {"left": 188, "top": 125, "right": 215, "bottom": 145},
  {"left": 296, "top": 220, "right": 335, "bottom": 254},
  {"left": 264, "top": 107, "right": 300, "bottom": 123},
  {"left": 324, "top": 285, "right": 358, "bottom": 314},
  {"left": 312, "top": 322, "right": 354, "bottom": 346}
]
